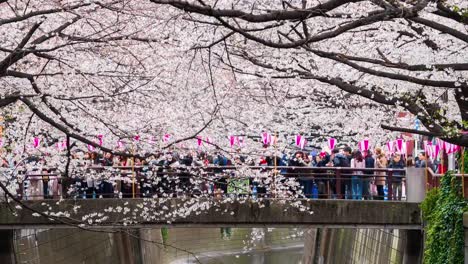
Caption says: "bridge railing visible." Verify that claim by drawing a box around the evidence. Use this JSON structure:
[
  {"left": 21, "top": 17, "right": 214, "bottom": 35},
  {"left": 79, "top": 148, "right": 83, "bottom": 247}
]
[
  {"left": 1, "top": 166, "right": 407, "bottom": 201},
  {"left": 426, "top": 168, "right": 468, "bottom": 198}
]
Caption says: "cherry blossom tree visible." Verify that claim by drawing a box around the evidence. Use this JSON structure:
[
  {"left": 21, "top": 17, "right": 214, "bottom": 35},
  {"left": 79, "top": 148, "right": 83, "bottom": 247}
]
[
  {"left": 3, "top": 0, "right": 466, "bottom": 163},
  {"left": 148, "top": 0, "right": 468, "bottom": 147},
  {"left": 0, "top": 1, "right": 224, "bottom": 159}
]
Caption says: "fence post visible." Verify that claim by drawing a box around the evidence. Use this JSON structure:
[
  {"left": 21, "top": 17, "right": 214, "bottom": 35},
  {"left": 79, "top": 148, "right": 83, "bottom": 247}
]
[
  {"left": 406, "top": 168, "right": 426, "bottom": 202},
  {"left": 388, "top": 170, "right": 393, "bottom": 201},
  {"left": 336, "top": 169, "right": 342, "bottom": 199},
  {"left": 0, "top": 230, "right": 14, "bottom": 264}
]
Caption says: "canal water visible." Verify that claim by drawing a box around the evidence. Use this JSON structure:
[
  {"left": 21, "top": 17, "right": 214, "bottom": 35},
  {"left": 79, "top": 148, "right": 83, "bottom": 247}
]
[
  {"left": 12, "top": 227, "right": 406, "bottom": 264},
  {"left": 189, "top": 246, "right": 304, "bottom": 264}
]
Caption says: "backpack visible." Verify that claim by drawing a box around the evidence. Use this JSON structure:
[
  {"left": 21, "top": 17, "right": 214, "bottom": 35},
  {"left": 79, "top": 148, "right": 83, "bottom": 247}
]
[
  {"left": 217, "top": 156, "right": 227, "bottom": 166},
  {"left": 365, "top": 156, "right": 375, "bottom": 168}
]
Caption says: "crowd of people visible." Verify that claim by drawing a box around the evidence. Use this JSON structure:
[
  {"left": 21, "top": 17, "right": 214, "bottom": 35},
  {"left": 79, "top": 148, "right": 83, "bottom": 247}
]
[{"left": 0, "top": 145, "right": 439, "bottom": 201}]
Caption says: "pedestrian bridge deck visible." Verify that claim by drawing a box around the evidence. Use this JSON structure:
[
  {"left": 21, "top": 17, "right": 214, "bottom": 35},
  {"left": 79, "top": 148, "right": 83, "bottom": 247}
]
[{"left": 0, "top": 198, "right": 421, "bottom": 230}]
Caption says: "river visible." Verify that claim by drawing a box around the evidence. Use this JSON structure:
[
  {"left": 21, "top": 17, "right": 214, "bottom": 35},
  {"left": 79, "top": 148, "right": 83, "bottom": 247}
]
[{"left": 11, "top": 227, "right": 411, "bottom": 264}]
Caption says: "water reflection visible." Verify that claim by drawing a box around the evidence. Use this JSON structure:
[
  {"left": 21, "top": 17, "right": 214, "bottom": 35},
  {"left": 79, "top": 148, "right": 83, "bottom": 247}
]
[
  {"left": 186, "top": 246, "right": 304, "bottom": 264},
  {"left": 12, "top": 227, "right": 406, "bottom": 264}
]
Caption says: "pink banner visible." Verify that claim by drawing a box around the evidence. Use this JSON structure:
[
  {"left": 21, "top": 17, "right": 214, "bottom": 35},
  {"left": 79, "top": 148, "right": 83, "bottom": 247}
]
[
  {"left": 237, "top": 136, "right": 245, "bottom": 147},
  {"left": 431, "top": 145, "right": 440, "bottom": 159},
  {"left": 446, "top": 144, "right": 461, "bottom": 154},
  {"left": 444, "top": 141, "right": 451, "bottom": 153},
  {"left": 229, "top": 135, "right": 236, "bottom": 147},
  {"left": 33, "top": 137, "right": 40, "bottom": 148},
  {"left": 299, "top": 137, "right": 307, "bottom": 149},
  {"left": 359, "top": 139, "right": 370, "bottom": 152},
  {"left": 447, "top": 143, "right": 454, "bottom": 154},
  {"left": 426, "top": 146, "right": 432, "bottom": 158},
  {"left": 59, "top": 139, "right": 67, "bottom": 151},
  {"left": 436, "top": 138, "right": 444, "bottom": 152},
  {"left": 270, "top": 135, "right": 278, "bottom": 145},
  {"left": 432, "top": 146, "right": 436, "bottom": 159},
  {"left": 386, "top": 141, "right": 395, "bottom": 154},
  {"left": 226, "top": 135, "right": 246, "bottom": 147},
  {"left": 163, "top": 134, "right": 171, "bottom": 142},
  {"left": 88, "top": 144, "right": 95, "bottom": 152},
  {"left": 295, "top": 135, "right": 302, "bottom": 147},
  {"left": 328, "top": 138, "right": 336, "bottom": 150},
  {"left": 196, "top": 136, "right": 202, "bottom": 146},
  {"left": 261, "top": 132, "right": 271, "bottom": 145},
  {"left": 395, "top": 139, "right": 404, "bottom": 153},
  {"left": 97, "top": 134, "right": 103, "bottom": 146}
]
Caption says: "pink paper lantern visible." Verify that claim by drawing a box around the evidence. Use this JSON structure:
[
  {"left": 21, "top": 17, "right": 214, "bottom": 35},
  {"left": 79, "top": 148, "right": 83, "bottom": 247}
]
[
  {"left": 33, "top": 137, "right": 41, "bottom": 148},
  {"left": 261, "top": 132, "right": 271, "bottom": 145},
  {"left": 295, "top": 135, "right": 302, "bottom": 147},
  {"left": 328, "top": 138, "right": 336, "bottom": 150},
  {"left": 237, "top": 136, "right": 245, "bottom": 147},
  {"left": 386, "top": 141, "right": 395, "bottom": 154},
  {"left": 359, "top": 139, "right": 370, "bottom": 152},
  {"left": 436, "top": 138, "right": 445, "bottom": 152},
  {"left": 229, "top": 135, "right": 236, "bottom": 147},
  {"left": 163, "top": 134, "right": 171, "bottom": 142},
  {"left": 431, "top": 145, "right": 440, "bottom": 159},
  {"left": 88, "top": 144, "right": 96, "bottom": 152},
  {"left": 299, "top": 137, "right": 307, "bottom": 149},
  {"left": 97, "top": 134, "right": 103, "bottom": 146},
  {"left": 395, "top": 139, "right": 404, "bottom": 153}
]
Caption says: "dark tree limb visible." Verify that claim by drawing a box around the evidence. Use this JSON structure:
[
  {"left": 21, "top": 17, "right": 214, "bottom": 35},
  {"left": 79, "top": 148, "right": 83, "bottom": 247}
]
[
  {"left": 0, "top": 22, "right": 42, "bottom": 74},
  {"left": 381, "top": 124, "right": 441, "bottom": 137},
  {"left": 0, "top": 2, "right": 90, "bottom": 26},
  {"left": 433, "top": 1, "right": 468, "bottom": 25},
  {"left": 150, "top": 0, "right": 360, "bottom": 23},
  {"left": 410, "top": 17, "right": 468, "bottom": 43},
  {"left": 381, "top": 124, "right": 468, "bottom": 146}
]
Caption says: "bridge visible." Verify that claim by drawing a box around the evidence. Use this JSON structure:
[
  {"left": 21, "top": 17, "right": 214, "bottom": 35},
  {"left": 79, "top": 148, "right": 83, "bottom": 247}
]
[
  {"left": 0, "top": 165, "right": 429, "bottom": 229},
  {"left": 0, "top": 166, "right": 432, "bottom": 264}
]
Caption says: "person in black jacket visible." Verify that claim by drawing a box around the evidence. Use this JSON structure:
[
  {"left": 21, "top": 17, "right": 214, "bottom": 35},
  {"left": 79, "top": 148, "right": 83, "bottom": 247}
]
[
  {"left": 329, "top": 148, "right": 351, "bottom": 199},
  {"left": 388, "top": 154, "right": 405, "bottom": 200},
  {"left": 288, "top": 151, "right": 309, "bottom": 197},
  {"left": 315, "top": 152, "right": 329, "bottom": 198},
  {"left": 363, "top": 150, "right": 375, "bottom": 200},
  {"left": 178, "top": 153, "right": 193, "bottom": 196},
  {"left": 98, "top": 152, "right": 114, "bottom": 198}
]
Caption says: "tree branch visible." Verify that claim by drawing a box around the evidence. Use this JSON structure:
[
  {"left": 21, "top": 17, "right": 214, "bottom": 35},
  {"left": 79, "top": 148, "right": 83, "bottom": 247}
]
[
  {"left": 410, "top": 17, "right": 468, "bottom": 43},
  {"left": 150, "top": 0, "right": 359, "bottom": 23}
]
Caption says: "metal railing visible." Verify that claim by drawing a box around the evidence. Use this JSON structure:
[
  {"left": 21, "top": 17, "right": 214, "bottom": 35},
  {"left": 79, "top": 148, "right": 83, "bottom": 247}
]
[
  {"left": 1, "top": 165, "right": 408, "bottom": 201},
  {"left": 425, "top": 168, "right": 468, "bottom": 198}
]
